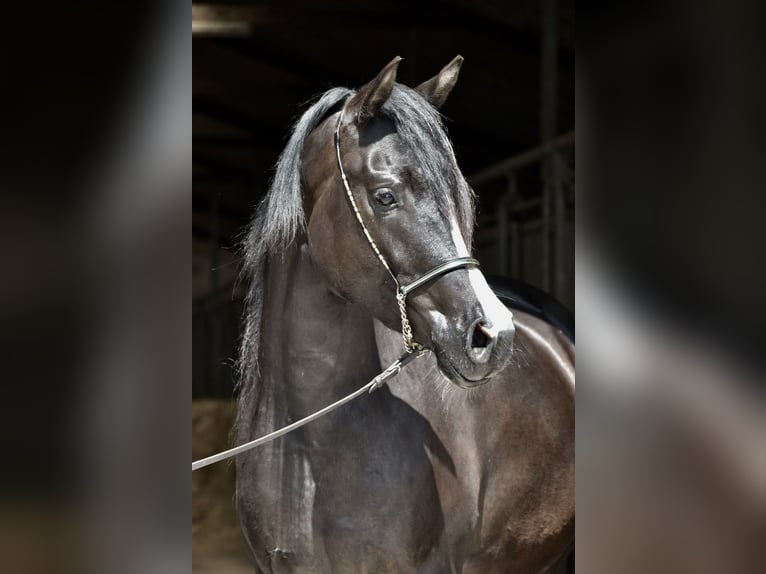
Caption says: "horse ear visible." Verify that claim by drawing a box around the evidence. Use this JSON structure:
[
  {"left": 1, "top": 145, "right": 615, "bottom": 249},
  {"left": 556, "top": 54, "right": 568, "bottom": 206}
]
[
  {"left": 414, "top": 55, "right": 464, "bottom": 109},
  {"left": 347, "top": 56, "right": 403, "bottom": 124}
]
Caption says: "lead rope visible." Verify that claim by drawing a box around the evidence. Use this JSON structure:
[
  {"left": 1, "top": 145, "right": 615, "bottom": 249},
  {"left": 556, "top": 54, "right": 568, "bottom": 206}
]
[
  {"left": 192, "top": 350, "right": 422, "bottom": 471},
  {"left": 334, "top": 104, "right": 420, "bottom": 353}
]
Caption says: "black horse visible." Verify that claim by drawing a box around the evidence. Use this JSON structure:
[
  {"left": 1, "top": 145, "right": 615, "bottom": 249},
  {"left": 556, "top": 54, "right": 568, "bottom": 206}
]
[{"left": 235, "top": 56, "right": 574, "bottom": 573}]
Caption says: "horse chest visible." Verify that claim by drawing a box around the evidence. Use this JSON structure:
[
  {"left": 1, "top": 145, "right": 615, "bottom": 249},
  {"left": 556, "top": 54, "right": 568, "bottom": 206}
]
[{"left": 240, "top": 397, "right": 449, "bottom": 572}]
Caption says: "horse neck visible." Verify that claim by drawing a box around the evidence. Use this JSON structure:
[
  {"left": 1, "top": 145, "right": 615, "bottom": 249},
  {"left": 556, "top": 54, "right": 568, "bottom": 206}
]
[{"left": 259, "top": 238, "right": 382, "bottom": 421}]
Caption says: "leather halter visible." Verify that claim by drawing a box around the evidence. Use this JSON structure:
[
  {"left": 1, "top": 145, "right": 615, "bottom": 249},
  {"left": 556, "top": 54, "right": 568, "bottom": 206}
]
[{"left": 333, "top": 103, "right": 479, "bottom": 352}]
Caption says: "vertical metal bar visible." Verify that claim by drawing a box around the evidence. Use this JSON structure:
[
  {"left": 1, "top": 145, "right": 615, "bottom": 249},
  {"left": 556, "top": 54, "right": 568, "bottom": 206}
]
[
  {"left": 541, "top": 183, "right": 551, "bottom": 292},
  {"left": 509, "top": 173, "right": 521, "bottom": 279},
  {"left": 553, "top": 155, "right": 566, "bottom": 301},
  {"left": 540, "top": 0, "right": 558, "bottom": 294},
  {"left": 510, "top": 219, "right": 521, "bottom": 279},
  {"left": 497, "top": 194, "right": 508, "bottom": 276},
  {"left": 502, "top": 173, "right": 518, "bottom": 276},
  {"left": 540, "top": 0, "right": 558, "bottom": 144}
]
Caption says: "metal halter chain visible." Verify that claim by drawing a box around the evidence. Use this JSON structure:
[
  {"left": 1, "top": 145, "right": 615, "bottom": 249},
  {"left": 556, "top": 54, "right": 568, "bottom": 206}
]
[{"left": 333, "top": 102, "right": 479, "bottom": 353}]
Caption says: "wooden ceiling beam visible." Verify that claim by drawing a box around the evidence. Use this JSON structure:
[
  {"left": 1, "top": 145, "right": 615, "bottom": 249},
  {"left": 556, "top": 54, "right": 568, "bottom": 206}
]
[{"left": 192, "top": 3, "right": 479, "bottom": 35}]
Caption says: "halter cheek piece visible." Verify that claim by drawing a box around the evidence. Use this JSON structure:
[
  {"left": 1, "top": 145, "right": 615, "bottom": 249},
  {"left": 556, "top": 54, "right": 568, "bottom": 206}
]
[{"left": 333, "top": 103, "right": 479, "bottom": 353}]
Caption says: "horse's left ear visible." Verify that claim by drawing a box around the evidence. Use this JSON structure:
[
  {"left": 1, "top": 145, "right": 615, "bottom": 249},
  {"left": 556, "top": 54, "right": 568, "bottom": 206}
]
[
  {"left": 347, "top": 56, "right": 403, "bottom": 125},
  {"left": 414, "top": 55, "right": 464, "bottom": 109}
]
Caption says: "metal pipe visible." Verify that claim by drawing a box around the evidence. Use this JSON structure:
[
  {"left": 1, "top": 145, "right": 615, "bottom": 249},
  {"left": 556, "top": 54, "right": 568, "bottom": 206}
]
[
  {"left": 553, "top": 155, "right": 566, "bottom": 301},
  {"left": 497, "top": 196, "right": 508, "bottom": 275},
  {"left": 469, "top": 131, "right": 573, "bottom": 186},
  {"left": 540, "top": 0, "right": 558, "bottom": 293},
  {"left": 541, "top": 182, "right": 551, "bottom": 292},
  {"left": 510, "top": 220, "right": 521, "bottom": 278},
  {"left": 540, "top": 0, "right": 558, "bottom": 144},
  {"left": 496, "top": 175, "right": 510, "bottom": 275},
  {"left": 477, "top": 198, "right": 542, "bottom": 230}
]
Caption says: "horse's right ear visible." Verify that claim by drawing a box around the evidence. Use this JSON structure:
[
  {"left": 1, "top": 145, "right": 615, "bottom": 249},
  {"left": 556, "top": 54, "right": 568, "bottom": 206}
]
[{"left": 347, "top": 56, "right": 402, "bottom": 125}]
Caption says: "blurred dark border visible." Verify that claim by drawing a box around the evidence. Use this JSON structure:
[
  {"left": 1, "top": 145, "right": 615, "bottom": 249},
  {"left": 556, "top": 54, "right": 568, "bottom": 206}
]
[{"left": 1, "top": 1, "right": 764, "bottom": 572}]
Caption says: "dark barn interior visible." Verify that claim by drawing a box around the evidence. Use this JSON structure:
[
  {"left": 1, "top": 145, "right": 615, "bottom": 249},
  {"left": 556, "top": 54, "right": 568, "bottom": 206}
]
[{"left": 192, "top": 3, "right": 574, "bottom": 569}]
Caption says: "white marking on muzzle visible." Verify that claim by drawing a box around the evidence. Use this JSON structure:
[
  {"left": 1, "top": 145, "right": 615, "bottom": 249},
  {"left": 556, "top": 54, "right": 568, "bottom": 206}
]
[{"left": 450, "top": 221, "right": 515, "bottom": 334}]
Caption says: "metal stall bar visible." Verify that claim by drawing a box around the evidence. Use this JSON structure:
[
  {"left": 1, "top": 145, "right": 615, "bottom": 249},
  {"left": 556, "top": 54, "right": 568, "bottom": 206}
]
[
  {"left": 553, "top": 155, "right": 567, "bottom": 303},
  {"left": 469, "top": 132, "right": 573, "bottom": 290},
  {"left": 470, "top": 131, "right": 574, "bottom": 185},
  {"left": 540, "top": 0, "right": 558, "bottom": 295}
]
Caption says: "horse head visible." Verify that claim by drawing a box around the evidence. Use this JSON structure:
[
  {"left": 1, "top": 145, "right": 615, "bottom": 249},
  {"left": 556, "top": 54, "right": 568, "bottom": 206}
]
[{"left": 302, "top": 56, "right": 515, "bottom": 388}]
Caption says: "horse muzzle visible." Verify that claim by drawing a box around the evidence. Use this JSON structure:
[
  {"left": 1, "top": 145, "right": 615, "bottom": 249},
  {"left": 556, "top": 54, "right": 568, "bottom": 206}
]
[
  {"left": 407, "top": 268, "right": 516, "bottom": 387},
  {"left": 427, "top": 311, "right": 515, "bottom": 388}
]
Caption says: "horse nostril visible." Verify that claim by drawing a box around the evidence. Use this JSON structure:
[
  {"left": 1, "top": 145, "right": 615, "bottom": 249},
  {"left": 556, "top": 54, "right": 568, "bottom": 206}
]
[
  {"left": 470, "top": 321, "right": 493, "bottom": 349},
  {"left": 472, "top": 327, "right": 488, "bottom": 348}
]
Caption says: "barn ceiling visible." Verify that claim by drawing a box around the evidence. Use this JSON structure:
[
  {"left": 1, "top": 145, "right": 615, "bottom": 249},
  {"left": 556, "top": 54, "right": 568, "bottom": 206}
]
[{"left": 192, "top": 0, "right": 575, "bottom": 298}]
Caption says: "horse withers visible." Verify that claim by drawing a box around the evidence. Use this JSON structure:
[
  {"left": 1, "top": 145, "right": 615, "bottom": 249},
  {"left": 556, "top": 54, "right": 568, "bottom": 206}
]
[{"left": 235, "top": 56, "right": 574, "bottom": 573}]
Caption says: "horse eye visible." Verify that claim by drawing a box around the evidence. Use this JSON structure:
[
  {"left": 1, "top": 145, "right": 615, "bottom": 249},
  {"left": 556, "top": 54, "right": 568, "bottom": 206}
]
[{"left": 374, "top": 190, "right": 397, "bottom": 207}]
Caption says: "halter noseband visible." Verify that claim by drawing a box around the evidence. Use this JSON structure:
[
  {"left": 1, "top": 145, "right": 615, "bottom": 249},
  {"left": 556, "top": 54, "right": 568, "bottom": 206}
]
[{"left": 333, "top": 102, "right": 479, "bottom": 353}]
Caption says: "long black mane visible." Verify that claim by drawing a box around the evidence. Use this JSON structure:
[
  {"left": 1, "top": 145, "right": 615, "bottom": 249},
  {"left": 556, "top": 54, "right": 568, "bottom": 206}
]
[{"left": 235, "top": 83, "right": 475, "bottom": 437}]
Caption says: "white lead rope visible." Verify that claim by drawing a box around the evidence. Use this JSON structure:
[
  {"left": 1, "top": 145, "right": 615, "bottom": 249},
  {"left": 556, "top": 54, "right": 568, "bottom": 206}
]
[{"left": 192, "top": 350, "right": 423, "bottom": 472}]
